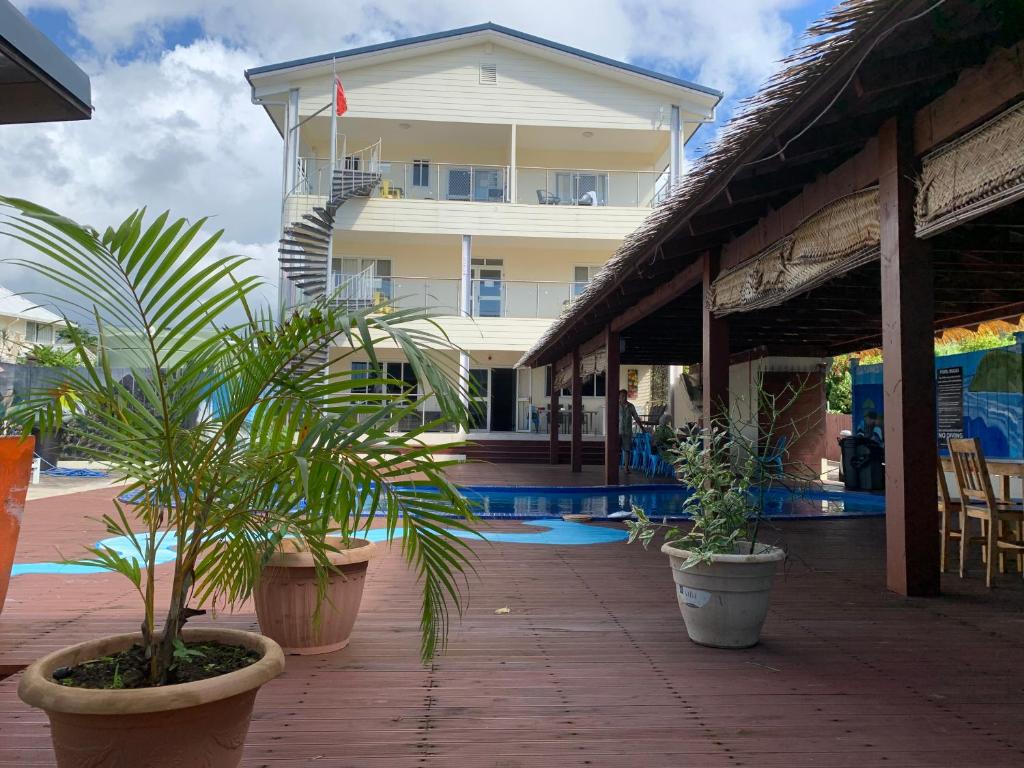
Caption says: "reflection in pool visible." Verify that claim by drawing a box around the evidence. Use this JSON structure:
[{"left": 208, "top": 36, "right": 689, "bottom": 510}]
[{"left": 446, "top": 484, "right": 885, "bottom": 520}]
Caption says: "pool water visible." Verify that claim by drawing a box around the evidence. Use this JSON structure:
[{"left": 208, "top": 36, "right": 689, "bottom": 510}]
[{"left": 449, "top": 484, "right": 886, "bottom": 520}]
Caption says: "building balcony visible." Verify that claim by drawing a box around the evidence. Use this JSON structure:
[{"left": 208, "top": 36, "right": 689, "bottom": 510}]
[
  {"left": 373, "top": 161, "right": 667, "bottom": 208},
  {"left": 330, "top": 273, "right": 585, "bottom": 320}
]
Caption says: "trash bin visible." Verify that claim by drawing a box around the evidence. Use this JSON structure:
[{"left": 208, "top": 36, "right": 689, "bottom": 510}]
[{"left": 839, "top": 436, "right": 884, "bottom": 491}]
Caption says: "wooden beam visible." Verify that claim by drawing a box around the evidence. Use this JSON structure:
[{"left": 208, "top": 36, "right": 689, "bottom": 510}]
[
  {"left": 914, "top": 41, "right": 1024, "bottom": 154},
  {"left": 571, "top": 347, "right": 583, "bottom": 473},
  {"left": 702, "top": 250, "right": 729, "bottom": 428},
  {"left": 879, "top": 116, "right": 939, "bottom": 598},
  {"left": 611, "top": 258, "right": 704, "bottom": 333},
  {"left": 604, "top": 326, "right": 620, "bottom": 485},
  {"left": 580, "top": 332, "right": 606, "bottom": 358},
  {"left": 721, "top": 138, "right": 880, "bottom": 271},
  {"left": 548, "top": 366, "right": 560, "bottom": 465},
  {"left": 936, "top": 301, "right": 1024, "bottom": 331}
]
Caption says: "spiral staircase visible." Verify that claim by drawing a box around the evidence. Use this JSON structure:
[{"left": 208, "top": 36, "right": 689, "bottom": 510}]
[{"left": 278, "top": 141, "right": 382, "bottom": 372}]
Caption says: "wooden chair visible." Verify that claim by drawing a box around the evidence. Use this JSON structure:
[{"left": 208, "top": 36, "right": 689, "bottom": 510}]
[
  {"left": 947, "top": 438, "right": 1024, "bottom": 587},
  {"left": 936, "top": 460, "right": 962, "bottom": 572}
]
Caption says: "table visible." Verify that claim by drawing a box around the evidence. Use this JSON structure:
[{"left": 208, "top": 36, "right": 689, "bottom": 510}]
[{"left": 940, "top": 455, "right": 1024, "bottom": 500}]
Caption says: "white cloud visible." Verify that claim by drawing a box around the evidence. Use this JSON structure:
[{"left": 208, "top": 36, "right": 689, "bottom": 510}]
[{"left": 3, "top": 1, "right": 810, "bottom": 318}]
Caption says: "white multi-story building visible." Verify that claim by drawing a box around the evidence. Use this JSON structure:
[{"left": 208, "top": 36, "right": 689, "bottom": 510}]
[{"left": 246, "top": 24, "right": 719, "bottom": 439}]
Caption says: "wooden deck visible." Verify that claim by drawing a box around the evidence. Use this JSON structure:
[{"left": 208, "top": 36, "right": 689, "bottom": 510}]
[{"left": 2, "top": 485, "right": 1024, "bottom": 766}]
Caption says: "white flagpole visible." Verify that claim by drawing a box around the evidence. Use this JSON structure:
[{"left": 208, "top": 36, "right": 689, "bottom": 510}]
[
  {"left": 330, "top": 58, "right": 338, "bottom": 173},
  {"left": 327, "top": 58, "right": 338, "bottom": 299}
]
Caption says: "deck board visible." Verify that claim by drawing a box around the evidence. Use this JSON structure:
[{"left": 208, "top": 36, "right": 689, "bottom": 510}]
[{"left": 0, "top": 486, "right": 1022, "bottom": 766}]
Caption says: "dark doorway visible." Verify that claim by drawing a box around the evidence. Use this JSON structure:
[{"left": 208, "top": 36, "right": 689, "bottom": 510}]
[{"left": 490, "top": 368, "right": 517, "bottom": 431}]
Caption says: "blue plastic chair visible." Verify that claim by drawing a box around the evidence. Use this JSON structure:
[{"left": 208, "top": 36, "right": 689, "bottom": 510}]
[{"left": 761, "top": 435, "right": 788, "bottom": 477}]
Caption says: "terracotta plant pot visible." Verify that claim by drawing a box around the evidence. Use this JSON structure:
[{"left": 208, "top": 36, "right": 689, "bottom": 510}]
[
  {"left": 0, "top": 435, "right": 34, "bottom": 615},
  {"left": 254, "top": 538, "right": 377, "bottom": 654},
  {"left": 662, "top": 540, "right": 785, "bottom": 649},
  {"left": 17, "top": 627, "right": 284, "bottom": 768}
]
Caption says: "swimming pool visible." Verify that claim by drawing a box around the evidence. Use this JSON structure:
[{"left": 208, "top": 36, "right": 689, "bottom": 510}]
[{"left": 451, "top": 484, "right": 885, "bottom": 520}]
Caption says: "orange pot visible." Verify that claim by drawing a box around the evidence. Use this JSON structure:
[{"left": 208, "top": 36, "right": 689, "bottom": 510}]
[
  {"left": 254, "top": 538, "right": 376, "bottom": 654},
  {"left": 18, "top": 628, "right": 284, "bottom": 768},
  {"left": 0, "top": 435, "right": 34, "bottom": 615}
]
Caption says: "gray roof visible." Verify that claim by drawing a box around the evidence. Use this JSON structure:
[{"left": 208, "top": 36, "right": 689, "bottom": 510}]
[
  {"left": 0, "top": 0, "right": 91, "bottom": 123},
  {"left": 0, "top": 285, "right": 63, "bottom": 324},
  {"left": 245, "top": 22, "right": 723, "bottom": 98}
]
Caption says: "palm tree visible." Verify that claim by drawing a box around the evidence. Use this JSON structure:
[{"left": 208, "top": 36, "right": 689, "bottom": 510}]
[{"left": 1, "top": 198, "right": 476, "bottom": 684}]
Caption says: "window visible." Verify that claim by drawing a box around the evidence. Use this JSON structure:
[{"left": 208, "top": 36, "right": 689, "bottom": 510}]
[
  {"left": 412, "top": 159, "right": 430, "bottom": 187},
  {"left": 351, "top": 361, "right": 371, "bottom": 394},
  {"left": 544, "top": 368, "right": 605, "bottom": 397},
  {"left": 352, "top": 361, "right": 418, "bottom": 397},
  {"left": 25, "top": 321, "right": 53, "bottom": 344},
  {"left": 468, "top": 368, "right": 489, "bottom": 430},
  {"left": 385, "top": 362, "right": 418, "bottom": 396},
  {"left": 572, "top": 265, "right": 601, "bottom": 298},
  {"left": 544, "top": 367, "right": 570, "bottom": 398}
]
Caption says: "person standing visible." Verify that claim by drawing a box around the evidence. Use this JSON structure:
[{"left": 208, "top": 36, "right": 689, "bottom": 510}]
[{"left": 618, "top": 389, "right": 643, "bottom": 474}]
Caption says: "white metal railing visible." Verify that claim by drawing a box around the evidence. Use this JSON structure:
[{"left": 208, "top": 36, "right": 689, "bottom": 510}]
[
  {"left": 342, "top": 139, "right": 382, "bottom": 179},
  {"left": 468, "top": 278, "right": 578, "bottom": 319},
  {"left": 329, "top": 274, "right": 583, "bottom": 319},
  {"left": 330, "top": 273, "right": 461, "bottom": 314},
  {"left": 516, "top": 166, "right": 667, "bottom": 208},
  {"left": 290, "top": 157, "right": 333, "bottom": 197},
  {"left": 518, "top": 403, "right": 606, "bottom": 435},
  {"left": 367, "top": 162, "right": 666, "bottom": 208},
  {"left": 375, "top": 161, "right": 509, "bottom": 203}
]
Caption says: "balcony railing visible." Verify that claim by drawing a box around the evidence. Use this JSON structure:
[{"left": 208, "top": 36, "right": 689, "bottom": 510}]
[
  {"left": 516, "top": 167, "right": 667, "bottom": 208},
  {"left": 369, "top": 160, "right": 668, "bottom": 208},
  {"left": 517, "top": 403, "right": 606, "bottom": 435},
  {"left": 374, "top": 161, "right": 509, "bottom": 203},
  {"left": 330, "top": 273, "right": 583, "bottom": 319},
  {"left": 468, "top": 278, "right": 578, "bottom": 319}
]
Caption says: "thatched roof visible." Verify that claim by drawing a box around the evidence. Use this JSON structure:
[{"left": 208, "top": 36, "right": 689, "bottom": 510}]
[{"left": 518, "top": 0, "right": 911, "bottom": 368}]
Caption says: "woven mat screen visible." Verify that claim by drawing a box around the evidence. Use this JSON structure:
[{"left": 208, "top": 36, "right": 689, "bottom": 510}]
[
  {"left": 552, "top": 349, "right": 607, "bottom": 390},
  {"left": 916, "top": 99, "right": 1024, "bottom": 238},
  {"left": 708, "top": 187, "right": 880, "bottom": 316}
]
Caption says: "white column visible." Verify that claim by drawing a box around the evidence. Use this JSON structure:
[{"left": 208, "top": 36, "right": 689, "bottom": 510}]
[
  {"left": 283, "top": 88, "right": 300, "bottom": 197},
  {"left": 279, "top": 87, "right": 301, "bottom": 310},
  {"left": 509, "top": 123, "right": 517, "bottom": 203},
  {"left": 669, "top": 104, "right": 681, "bottom": 192},
  {"left": 459, "top": 235, "right": 472, "bottom": 422}
]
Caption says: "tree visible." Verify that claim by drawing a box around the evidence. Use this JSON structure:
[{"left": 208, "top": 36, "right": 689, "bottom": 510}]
[{"left": 2, "top": 198, "right": 477, "bottom": 684}]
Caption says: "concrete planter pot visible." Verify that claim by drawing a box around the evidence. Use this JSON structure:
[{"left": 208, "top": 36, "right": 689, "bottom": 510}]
[
  {"left": 17, "top": 627, "right": 284, "bottom": 768},
  {"left": 0, "top": 435, "right": 34, "bottom": 615},
  {"left": 254, "top": 538, "right": 377, "bottom": 655},
  {"left": 661, "top": 540, "right": 785, "bottom": 649}
]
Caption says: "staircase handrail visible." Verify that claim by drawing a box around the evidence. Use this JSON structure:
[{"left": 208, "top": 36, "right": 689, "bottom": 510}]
[{"left": 337, "top": 138, "right": 382, "bottom": 175}]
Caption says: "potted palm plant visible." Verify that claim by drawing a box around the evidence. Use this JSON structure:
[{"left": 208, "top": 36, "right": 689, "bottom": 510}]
[{"left": 2, "top": 199, "right": 475, "bottom": 767}]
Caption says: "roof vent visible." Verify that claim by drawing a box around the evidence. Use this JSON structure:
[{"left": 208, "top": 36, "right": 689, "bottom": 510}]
[{"left": 479, "top": 63, "right": 497, "bottom": 85}]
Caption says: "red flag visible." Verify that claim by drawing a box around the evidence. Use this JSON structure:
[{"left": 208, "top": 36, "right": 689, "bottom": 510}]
[{"left": 335, "top": 77, "right": 348, "bottom": 117}]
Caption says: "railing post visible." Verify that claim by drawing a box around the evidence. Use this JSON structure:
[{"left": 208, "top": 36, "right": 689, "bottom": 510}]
[{"left": 549, "top": 366, "right": 560, "bottom": 465}]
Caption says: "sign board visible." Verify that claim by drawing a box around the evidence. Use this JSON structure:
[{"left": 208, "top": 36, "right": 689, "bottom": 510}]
[{"left": 936, "top": 366, "right": 964, "bottom": 445}]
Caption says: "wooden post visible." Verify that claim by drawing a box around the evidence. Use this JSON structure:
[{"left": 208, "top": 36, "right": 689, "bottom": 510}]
[
  {"left": 571, "top": 347, "right": 583, "bottom": 473},
  {"left": 879, "top": 116, "right": 939, "bottom": 597},
  {"left": 604, "top": 326, "right": 620, "bottom": 484},
  {"left": 702, "top": 250, "right": 729, "bottom": 429},
  {"left": 548, "top": 365, "right": 560, "bottom": 465}
]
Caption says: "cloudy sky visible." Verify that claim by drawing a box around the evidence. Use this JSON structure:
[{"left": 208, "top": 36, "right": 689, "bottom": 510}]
[{"left": 3, "top": 0, "right": 835, "bottom": 320}]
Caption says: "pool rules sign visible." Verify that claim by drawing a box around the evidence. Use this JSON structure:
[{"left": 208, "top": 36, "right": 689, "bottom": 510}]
[{"left": 937, "top": 366, "right": 964, "bottom": 446}]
